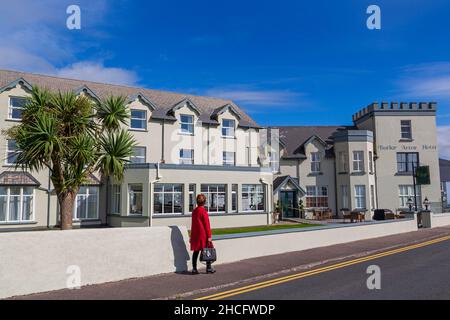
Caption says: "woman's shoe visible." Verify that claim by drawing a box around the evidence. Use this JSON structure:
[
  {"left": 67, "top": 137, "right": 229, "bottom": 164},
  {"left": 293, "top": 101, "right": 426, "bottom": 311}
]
[
  {"left": 206, "top": 268, "right": 216, "bottom": 274},
  {"left": 192, "top": 269, "right": 199, "bottom": 275}
]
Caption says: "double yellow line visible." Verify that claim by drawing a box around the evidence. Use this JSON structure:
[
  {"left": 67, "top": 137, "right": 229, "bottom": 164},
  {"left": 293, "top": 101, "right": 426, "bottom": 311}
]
[{"left": 196, "top": 234, "right": 450, "bottom": 300}]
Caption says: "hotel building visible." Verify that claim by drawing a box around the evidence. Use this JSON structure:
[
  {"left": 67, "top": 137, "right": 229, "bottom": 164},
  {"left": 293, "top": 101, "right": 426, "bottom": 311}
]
[{"left": 0, "top": 70, "right": 442, "bottom": 231}]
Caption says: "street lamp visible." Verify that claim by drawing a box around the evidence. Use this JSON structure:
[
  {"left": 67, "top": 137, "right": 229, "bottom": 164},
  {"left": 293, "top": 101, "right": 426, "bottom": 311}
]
[
  {"left": 423, "top": 197, "right": 431, "bottom": 211},
  {"left": 407, "top": 197, "right": 414, "bottom": 212}
]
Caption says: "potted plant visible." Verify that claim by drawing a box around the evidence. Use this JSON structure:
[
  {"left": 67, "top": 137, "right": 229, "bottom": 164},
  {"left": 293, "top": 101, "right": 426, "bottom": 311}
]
[{"left": 272, "top": 200, "right": 281, "bottom": 224}]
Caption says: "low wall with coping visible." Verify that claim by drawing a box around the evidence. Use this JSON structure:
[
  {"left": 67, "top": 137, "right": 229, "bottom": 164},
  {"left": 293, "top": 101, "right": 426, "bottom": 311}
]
[
  {"left": 0, "top": 226, "right": 190, "bottom": 299},
  {"left": 430, "top": 213, "right": 450, "bottom": 228},
  {"left": 213, "top": 218, "right": 418, "bottom": 265},
  {"left": 1, "top": 217, "right": 419, "bottom": 299}
]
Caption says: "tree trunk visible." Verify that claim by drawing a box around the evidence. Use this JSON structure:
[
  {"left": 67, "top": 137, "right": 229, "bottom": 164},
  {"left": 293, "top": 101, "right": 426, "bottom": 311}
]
[{"left": 60, "top": 191, "right": 76, "bottom": 230}]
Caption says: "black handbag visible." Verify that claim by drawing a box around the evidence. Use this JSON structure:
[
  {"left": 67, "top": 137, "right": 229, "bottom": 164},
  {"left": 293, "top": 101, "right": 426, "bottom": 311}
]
[{"left": 200, "top": 242, "right": 217, "bottom": 263}]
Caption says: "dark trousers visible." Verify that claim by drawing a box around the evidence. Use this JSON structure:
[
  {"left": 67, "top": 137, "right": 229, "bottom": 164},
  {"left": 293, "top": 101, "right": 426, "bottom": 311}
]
[{"left": 192, "top": 250, "right": 212, "bottom": 270}]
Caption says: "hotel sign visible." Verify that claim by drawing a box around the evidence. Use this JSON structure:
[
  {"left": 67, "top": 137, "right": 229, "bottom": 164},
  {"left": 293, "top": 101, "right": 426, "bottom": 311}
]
[
  {"left": 378, "top": 144, "right": 437, "bottom": 151},
  {"left": 416, "top": 166, "right": 431, "bottom": 185}
]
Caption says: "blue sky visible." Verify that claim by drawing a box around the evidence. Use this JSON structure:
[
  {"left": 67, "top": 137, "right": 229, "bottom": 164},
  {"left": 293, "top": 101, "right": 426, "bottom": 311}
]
[{"left": 1, "top": 0, "right": 449, "bottom": 157}]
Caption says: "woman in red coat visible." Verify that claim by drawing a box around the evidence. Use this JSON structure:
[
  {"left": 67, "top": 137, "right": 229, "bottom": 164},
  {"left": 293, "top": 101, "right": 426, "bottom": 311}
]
[{"left": 190, "top": 194, "right": 215, "bottom": 274}]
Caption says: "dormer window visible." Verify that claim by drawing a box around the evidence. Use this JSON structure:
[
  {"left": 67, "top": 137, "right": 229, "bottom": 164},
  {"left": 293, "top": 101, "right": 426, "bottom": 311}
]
[
  {"left": 130, "top": 110, "right": 147, "bottom": 130},
  {"left": 222, "top": 119, "right": 235, "bottom": 138},
  {"left": 180, "top": 114, "right": 194, "bottom": 135},
  {"left": 8, "top": 97, "right": 27, "bottom": 121},
  {"left": 311, "top": 152, "right": 321, "bottom": 172}
]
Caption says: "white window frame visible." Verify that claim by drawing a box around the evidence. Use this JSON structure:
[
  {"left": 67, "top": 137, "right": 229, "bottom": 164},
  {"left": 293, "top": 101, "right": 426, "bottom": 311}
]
[
  {"left": 73, "top": 186, "right": 99, "bottom": 221},
  {"left": 130, "top": 109, "right": 147, "bottom": 130},
  {"left": 352, "top": 151, "right": 365, "bottom": 172},
  {"left": 110, "top": 184, "right": 121, "bottom": 214},
  {"left": 179, "top": 149, "right": 194, "bottom": 165},
  {"left": 153, "top": 184, "right": 184, "bottom": 215},
  {"left": 242, "top": 184, "right": 265, "bottom": 212},
  {"left": 341, "top": 185, "right": 349, "bottom": 209},
  {"left": 223, "top": 151, "right": 235, "bottom": 166},
  {"left": 306, "top": 185, "right": 329, "bottom": 208},
  {"left": 130, "top": 146, "right": 146, "bottom": 164},
  {"left": 354, "top": 185, "right": 366, "bottom": 209},
  {"left": 0, "top": 186, "right": 35, "bottom": 223},
  {"left": 231, "top": 184, "right": 238, "bottom": 212},
  {"left": 8, "top": 96, "right": 27, "bottom": 121},
  {"left": 401, "top": 120, "right": 412, "bottom": 140},
  {"left": 201, "top": 184, "right": 227, "bottom": 214},
  {"left": 398, "top": 185, "right": 422, "bottom": 210},
  {"left": 179, "top": 114, "right": 194, "bottom": 135},
  {"left": 5, "top": 139, "right": 19, "bottom": 165},
  {"left": 310, "top": 152, "right": 321, "bottom": 173},
  {"left": 128, "top": 184, "right": 143, "bottom": 215},
  {"left": 188, "top": 184, "right": 196, "bottom": 212},
  {"left": 269, "top": 151, "right": 280, "bottom": 173},
  {"left": 222, "top": 119, "right": 235, "bottom": 138}
]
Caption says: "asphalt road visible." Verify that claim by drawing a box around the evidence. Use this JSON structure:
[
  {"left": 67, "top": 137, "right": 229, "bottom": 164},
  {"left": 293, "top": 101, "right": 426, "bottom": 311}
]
[{"left": 221, "top": 238, "right": 450, "bottom": 300}]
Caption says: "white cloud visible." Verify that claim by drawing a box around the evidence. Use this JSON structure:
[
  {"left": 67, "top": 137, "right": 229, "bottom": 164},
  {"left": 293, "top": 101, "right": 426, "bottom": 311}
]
[
  {"left": 0, "top": 0, "right": 137, "bottom": 86},
  {"left": 204, "top": 87, "right": 304, "bottom": 107},
  {"left": 438, "top": 126, "right": 450, "bottom": 160},
  {"left": 56, "top": 62, "right": 138, "bottom": 86}
]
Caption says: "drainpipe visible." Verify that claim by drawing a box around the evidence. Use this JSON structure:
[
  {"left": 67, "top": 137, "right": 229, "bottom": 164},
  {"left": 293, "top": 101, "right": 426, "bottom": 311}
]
[
  {"left": 260, "top": 178, "right": 271, "bottom": 224},
  {"left": 46, "top": 170, "right": 51, "bottom": 228},
  {"left": 161, "top": 120, "right": 165, "bottom": 163},
  {"left": 148, "top": 162, "right": 163, "bottom": 227}
]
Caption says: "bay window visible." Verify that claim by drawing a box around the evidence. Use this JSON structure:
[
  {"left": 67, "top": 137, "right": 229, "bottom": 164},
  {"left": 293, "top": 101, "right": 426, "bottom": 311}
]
[
  {"left": 154, "top": 184, "right": 183, "bottom": 214},
  {"left": 74, "top": 186, "right": 99, "bottom": 220},
  {"left": 242, "top": 184, "right": 265, "bottom": 212},
  {"left": 0, "top": 186, "right": 34, "bottom": 223},
  {"left": 354, "top": 185, "right": 366, "bottom": 209},
  {"left": 353, "top": 151, "right": 365, "bottom": 172},
  {"left": 129, "top": 184, "right": 143, "bottom": 215}
]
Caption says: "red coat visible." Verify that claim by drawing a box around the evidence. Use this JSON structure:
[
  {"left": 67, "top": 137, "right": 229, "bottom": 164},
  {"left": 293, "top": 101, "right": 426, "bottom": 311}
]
[{"left": 190, "top": 206, "right": 212, "bottom": 251}]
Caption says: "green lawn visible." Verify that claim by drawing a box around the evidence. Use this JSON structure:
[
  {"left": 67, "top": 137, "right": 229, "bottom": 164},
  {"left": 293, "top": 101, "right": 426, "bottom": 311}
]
[{"left": 211, "top": 223, "right": 320, "bottom": 236}]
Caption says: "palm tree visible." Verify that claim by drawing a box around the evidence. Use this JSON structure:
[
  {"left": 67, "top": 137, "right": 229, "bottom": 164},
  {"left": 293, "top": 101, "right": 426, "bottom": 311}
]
[{"left": 4, "top": 86, "right": 136, "bottom": 230}]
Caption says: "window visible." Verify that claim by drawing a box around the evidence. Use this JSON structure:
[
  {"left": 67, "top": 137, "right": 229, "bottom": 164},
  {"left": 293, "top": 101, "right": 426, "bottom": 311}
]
[
  {"left": 201, "top": 184, "right": 226, "bottom": 213},
  {"left": 130, "top": 109, "right": 147, "bottom": 130},
  {"left": 0, "top": 187, "right": 34, "bottom": 223},
  {"left": 401, "top": 120, "right": 412, "bottom": 139},
  {"left": 352, "top": 151, "right": 365, "bottom": 172},
  {"left": 74, "top": 186, "right": 99, "bottom": 220},
  {"left": 369, "top": 151, "right": 374, "bottom": 173},
  {"left": 399, "top": 185, "right": 422, "bottom": 210},
  {"left": 179, "top": 149, "right": 194, "bottom": 164},
  {"left": 180, "top": 114, "right": 194, "bottom": 135},
  {"left": 341, "top": 185, "right": 349, "bottom": 209},
  {"left": 306, "top": 186, "right": 328, "bottom": 208},
  {"left": 222, "top": 119, "right": 235, "bottom": 137},
  {"left": 338, "top": 152, "right": 348, "bottom": 173},
  {"left": 397, "top": 152, "right": 418, "bottom": 173},
  {"left": 8, "top": 97, "right": 27, "bottom": 120},
  {"left": 130, "top": 146, "right": 146, "bottom": 164},
  {"left": 354, "top": 185, "right": 366, "bottom": 209},
  {"left": 189, "top": 184, "right": 196, "bottom": 212},
  {"left": 223, "top": 151, "right": 235, "bottom": 166},
  {"left": 231, "top": 184, "right": 238, "bottom": 212},
  {"left": 269, "top": 151, "right": 280, "bottom": 173},
  {"left": 311, "top": 152, "right": 321, "bottom": 172},
  {"left": 370, "top": 185, "right": 375, "bottom": 210},
  {"left": 129, "top": 184, "right": 143, "bottom": 215},
  {"left": 5, "top": 140, "right": 19, "bottom": 165},
  {"left": 242, "top": 184, "right": 265, "bottom": 211},
  {"left": 154, "top": 184, "right": 183, "bottom": 214},
  {"left": 111, "top": 184, "right": 121, "bottom": 214}
]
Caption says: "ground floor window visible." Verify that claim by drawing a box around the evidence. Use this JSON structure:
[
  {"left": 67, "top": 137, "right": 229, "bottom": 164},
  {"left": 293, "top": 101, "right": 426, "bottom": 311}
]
[
  {"left": 189, "top": 184, "right": 196, "bottom": 212},
  {"left": 231, "top": 184, "right": 238, "bottom": 212},
  {"left": 399, "top": 185, "right": 422, "bottom": 210},
  {"left": 74, "top": 186, "right": 99, "bottom": 220},
  {"left": 306, "top": 186, "right": 328, "bottom": 208},
  {"left": 354, "top": 185, "right": 366, "bottom": 209},
  {"left": 201, "top": 184, "right": 226, "bottom": 213},
  {"left": 0, "top": 186, "right": 34, "bottom": 223},
  {"left": 129, "top": 184, "right": 143, "bottom": 215},
  {"left": 340, "top": 185, "right": 349, "bottom": 209},
  {"left": 110, "top": 184, "right": 121, "bottom": 214},
  {"left": 242, "top": 184, "right": 264, "bottom": 211},
  {"left": 154, "top": 184, "right": 183, "bottom": 214}
]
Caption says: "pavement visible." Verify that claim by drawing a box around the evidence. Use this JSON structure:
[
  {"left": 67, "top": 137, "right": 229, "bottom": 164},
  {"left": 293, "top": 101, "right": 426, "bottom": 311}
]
[{"left": 10, "top": 225, "right": 450, "bottom": 300}]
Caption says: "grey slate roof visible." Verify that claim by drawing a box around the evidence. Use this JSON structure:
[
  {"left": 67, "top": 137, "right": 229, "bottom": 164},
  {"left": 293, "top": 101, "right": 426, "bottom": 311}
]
[
  {"left": 271, "top": 126, "right": 353, "bottom": 158},
  {"left": 0, "top": 69, "right": 259, "bottom": 128},
  {"left": 440, "top": 158, "right": 450, "bottom": 182}
]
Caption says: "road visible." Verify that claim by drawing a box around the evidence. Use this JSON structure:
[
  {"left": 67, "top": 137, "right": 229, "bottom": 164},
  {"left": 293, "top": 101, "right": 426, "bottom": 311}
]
[{"left": 197, "top": 236, "right": 450, "bottom": 300}]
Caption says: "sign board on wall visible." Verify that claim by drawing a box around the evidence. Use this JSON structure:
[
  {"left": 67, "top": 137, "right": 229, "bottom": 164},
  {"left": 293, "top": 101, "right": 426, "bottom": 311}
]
[{"left": 416, "top": 166, "right": 431, "bottom": 185}]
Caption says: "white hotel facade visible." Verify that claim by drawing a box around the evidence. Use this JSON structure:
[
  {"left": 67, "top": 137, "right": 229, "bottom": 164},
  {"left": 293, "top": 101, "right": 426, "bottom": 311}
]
[{"left": 0, "top": 70, "right": 442, "bottom": 231}]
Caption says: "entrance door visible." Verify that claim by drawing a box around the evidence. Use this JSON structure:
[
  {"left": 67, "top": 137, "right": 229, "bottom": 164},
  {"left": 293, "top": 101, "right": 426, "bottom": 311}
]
[{"left": 281, "top": 191, "right": 298, "bottom": 219}]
